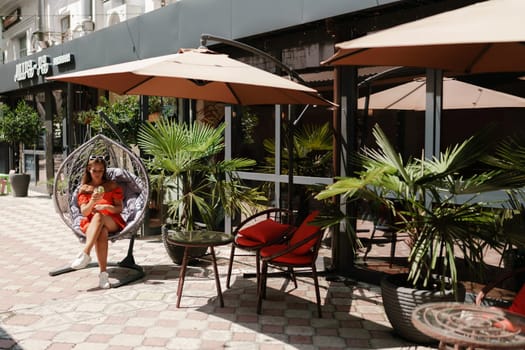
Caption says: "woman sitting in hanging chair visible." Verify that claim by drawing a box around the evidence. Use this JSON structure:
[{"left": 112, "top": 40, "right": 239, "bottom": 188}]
[
  {"left": 70, "top": 155, "right": 126, "bottom": 289},
  {"left": 51, "top": 133, "right": 148, "bottom": 289}
]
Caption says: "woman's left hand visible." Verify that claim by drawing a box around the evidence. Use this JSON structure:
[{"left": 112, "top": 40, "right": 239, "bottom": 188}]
[{"left": 94, "top": 204, "right": 111, "bottom": 212}]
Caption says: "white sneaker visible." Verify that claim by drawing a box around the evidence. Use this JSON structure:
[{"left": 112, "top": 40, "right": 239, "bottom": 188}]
[
  {"left": 70, "top": 252, "right": 91, "bottom": 270},
  {"left": 99, "top": 271, "right": 110, "bottom": 289}
]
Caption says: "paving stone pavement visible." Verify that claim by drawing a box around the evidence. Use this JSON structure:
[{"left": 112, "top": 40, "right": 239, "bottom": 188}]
[{"left": 0, "top": 191, "right": 436, "bottom": 350}]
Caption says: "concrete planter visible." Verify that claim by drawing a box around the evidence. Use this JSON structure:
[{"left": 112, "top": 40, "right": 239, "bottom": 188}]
[
  {"left": 9, "top": 173, "right": 30, "bottom": 197},
  {"left": 380, "top": 273, "right": 466, "bottom": 344}
]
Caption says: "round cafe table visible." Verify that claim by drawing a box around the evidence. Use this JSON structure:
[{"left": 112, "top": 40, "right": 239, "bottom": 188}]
[
  {"left": 164, "top": 229, "right": 232, "bottom": 308},
  {"left": 411, "top": 302, "right": 525, "bottom": 349}
]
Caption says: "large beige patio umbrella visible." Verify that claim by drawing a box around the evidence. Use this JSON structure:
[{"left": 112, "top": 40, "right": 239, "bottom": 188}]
[
  {"left": 47, "top": 48, "right": 332, "bottom": 106},
  {"left": 358, "top": 78, "right": 525, "bottom": 111},
  {"left": 323, "top": 0, "right": 525, "bottom": 74}
]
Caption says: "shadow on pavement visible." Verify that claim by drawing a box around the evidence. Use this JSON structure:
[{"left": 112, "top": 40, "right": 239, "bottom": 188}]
[
  {"left": 195, "top": 277, "right": 416, "bottom": 349},
  {"left": 0, "top": 325, "right": 18, "bottom": 350}
]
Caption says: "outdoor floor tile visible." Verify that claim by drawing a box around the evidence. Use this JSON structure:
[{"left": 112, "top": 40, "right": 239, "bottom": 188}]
[{"left": 0, "top": 190, "right": 456, "bottom": 349}]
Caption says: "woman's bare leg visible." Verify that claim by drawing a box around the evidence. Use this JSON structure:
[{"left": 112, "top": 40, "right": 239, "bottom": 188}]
[
  {"left": 95, "top": 216, "right": 120, "bottom": 272},
  {"left": 101, "top": 215, "right": 120, "bottom": 233},
  {"left": 83, "top": 213, "right": 104, "bottom": 255},
  {"left": 95, "top": 227, "right": 109, "bottom": 272}
]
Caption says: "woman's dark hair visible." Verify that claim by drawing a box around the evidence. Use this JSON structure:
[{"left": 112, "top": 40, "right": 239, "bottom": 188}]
[{"left": 81, "top": 158, "right": 108, "bottom": 185}]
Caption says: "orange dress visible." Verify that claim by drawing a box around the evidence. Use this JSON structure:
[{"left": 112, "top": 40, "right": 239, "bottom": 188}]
[{"left": 78, "top": 187, "right": 126, "bottom": 233}]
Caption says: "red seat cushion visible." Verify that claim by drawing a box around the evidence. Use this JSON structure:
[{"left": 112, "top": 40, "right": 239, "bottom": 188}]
[
  {"left": 235, "top": 235, "right": 266, "bottom": 248},
  {"left": 509, "top": 284, "right": 525, "bottom": 316},
  {"left": 238, "top": 219, "right": 293, "bottom": 244},
  {"left": 260, "top": 244, "right": 314, "bottom": 265},
  {"left": 288, "top": 211, "right": 321, "bottom": 255}
]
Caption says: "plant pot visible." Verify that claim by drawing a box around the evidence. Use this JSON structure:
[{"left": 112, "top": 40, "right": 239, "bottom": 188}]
[
  {"left": 143, "top": 206, "right": 163, "bottom": 236},
  {"left": 148, "top": 112, "right": 161, "bottom": 122},
  {"left": 9, "top": 173, "right": 30, "bottom": 197},
  {"left": 380, "top": 273, "right": 466, "bottom": 344},
  {"left": 161, "top": 225, "right": 208, "bottom": 265}
]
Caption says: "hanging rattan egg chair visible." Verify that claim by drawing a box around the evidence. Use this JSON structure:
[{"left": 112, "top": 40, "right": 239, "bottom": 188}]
[{"left": 50, "top": 133, "right": 150, "bottom": 288}]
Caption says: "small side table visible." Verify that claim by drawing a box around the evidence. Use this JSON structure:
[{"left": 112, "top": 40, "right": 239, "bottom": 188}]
[
  {"left": 412, "top": 302, "right": 525, "bottom": 349},
  {"left": 165, "top": 229, "right": 233, "bottom": 308}
]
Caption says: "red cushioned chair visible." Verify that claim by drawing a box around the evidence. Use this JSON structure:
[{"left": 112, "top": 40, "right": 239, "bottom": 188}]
[
  {"left": 257, "top": 210, "right": 324, "bottom": 317},
  {"left": 226, "top": 208, "right": 295, "bottom": 288},
  {"left": 476, "top": 266, "right": 525, "bottom": 316}
]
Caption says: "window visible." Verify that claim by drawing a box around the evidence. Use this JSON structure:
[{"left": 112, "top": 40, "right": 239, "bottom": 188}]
[
  {"left": 61, "top": 15, "right": 70, "bottom": 42},
  {"left": 60, "top": 15, "right": 70, "bottom": 33},
  {"left": 19, "top": 34, "right": 27, "bottom": 57}
]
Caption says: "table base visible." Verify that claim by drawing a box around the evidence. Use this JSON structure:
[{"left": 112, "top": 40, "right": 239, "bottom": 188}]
[{"left": 176, "top": 246, "right": 224, "bottom": 308}]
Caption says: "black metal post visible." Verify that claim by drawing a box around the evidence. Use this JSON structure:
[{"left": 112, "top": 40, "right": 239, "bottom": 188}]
[{"left": 333, "top": 66, "right": 358, "bottom": 275}]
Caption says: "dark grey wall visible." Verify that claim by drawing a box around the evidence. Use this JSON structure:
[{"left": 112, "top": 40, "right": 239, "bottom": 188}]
[
  {"left": 0, "top": 0, "right": 398, "bottom": 94},
  {"left": 0, "top": 143, "right": 9, "bottom": 173}
]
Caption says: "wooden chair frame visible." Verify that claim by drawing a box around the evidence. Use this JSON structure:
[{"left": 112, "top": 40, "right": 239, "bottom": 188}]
[
  {"left": 476, "top": 266, "right": 525, "bottom": 308},
  {"left": 257, "top": 225, "right": 325, "bottom": 317},
  {"left": 226, "top": 208, "right": 294, "bottom": 289},
  {"left": 359, "top": 199, "right": 398, "bottom": 268}
]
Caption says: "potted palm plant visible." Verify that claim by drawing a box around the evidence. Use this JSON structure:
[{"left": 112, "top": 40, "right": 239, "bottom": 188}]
[
  {"left": 315, "top": 125, "right": 524, "bottom": 343},
  {"left": 0, "top": 100, "right": 43, "bottom": 197},
  {"left": 483, "top": 136, "right": 525, "bottom": 290},
  {"left": 137, "top": 117, "right": 265, "bottom": 264}
]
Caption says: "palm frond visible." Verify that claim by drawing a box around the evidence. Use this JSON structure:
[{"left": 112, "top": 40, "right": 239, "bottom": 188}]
[
  {"left": 138, "top": 118, "right": 266, "bottom": 230},
  {"left": 315, "top": 123, "right": 519, "bottom": 293}
]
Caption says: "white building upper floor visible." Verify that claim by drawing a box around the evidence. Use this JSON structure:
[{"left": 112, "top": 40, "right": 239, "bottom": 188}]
[{"left": 0, "top": 0, "right": 174, "bottom": 63}]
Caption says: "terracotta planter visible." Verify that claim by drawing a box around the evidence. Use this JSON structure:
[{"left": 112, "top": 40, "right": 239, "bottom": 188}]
[
  {"left": 380, "top": 273, "right": 466, "bottom": 344},
  {"left": 9, "top": 173, "right": 30, "bottom": 197}
]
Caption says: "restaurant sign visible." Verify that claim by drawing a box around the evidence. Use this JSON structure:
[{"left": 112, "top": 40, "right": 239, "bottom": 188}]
[{"left": 14, "top": 53, "right": 73, "bottom": 82}]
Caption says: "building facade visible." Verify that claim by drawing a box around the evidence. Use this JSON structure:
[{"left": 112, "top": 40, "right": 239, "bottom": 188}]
[
  {"left": 0, "top": 0, "right": 494, "bottom": 193},
  {"left": 6, "top": 0, "right": 516, "bottom": 272}
]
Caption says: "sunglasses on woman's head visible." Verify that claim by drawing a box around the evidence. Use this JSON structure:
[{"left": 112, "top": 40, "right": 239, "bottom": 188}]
[{"left": 89, "top": 155, "right": 109, "bottom": 162}]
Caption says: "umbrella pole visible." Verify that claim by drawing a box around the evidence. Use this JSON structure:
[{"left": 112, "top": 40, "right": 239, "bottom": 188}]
[
  {"left": 201, "top": 34, "right": 304, "bottom": 84},
  {"left": 287, "top": 105, "right": 294, "bottom": 215}
]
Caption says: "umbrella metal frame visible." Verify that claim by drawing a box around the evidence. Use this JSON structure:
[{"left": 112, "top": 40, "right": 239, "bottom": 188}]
[{"left": 200, "top": 34, "right": 334, "bottom": 222}]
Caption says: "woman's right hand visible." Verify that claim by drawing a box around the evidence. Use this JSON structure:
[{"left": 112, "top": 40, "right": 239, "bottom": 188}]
[{"left": 91, "top": 191, "right": 103, "bottom": 203}]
